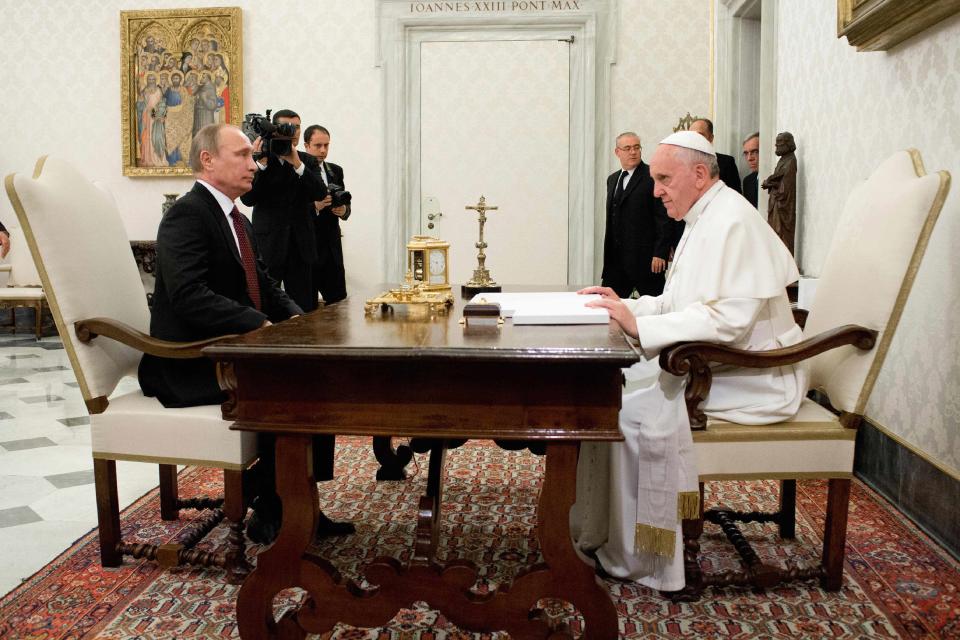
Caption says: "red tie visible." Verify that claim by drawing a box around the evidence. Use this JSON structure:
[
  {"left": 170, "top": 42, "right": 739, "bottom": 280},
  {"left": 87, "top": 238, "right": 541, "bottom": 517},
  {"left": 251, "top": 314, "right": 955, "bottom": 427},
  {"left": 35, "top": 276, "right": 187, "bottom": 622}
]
[{"left": 229, "top": 207, "right": 262, "bottom": 310}]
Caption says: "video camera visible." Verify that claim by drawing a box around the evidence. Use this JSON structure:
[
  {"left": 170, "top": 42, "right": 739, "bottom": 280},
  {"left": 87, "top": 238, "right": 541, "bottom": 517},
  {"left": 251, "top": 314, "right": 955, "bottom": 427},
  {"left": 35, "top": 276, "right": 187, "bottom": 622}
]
[
  {"left": 242, "top": 109, "right": 296, "bottom": 159},
  {"left": 326, "top": 183, "right": 352, "bottom": 209}
]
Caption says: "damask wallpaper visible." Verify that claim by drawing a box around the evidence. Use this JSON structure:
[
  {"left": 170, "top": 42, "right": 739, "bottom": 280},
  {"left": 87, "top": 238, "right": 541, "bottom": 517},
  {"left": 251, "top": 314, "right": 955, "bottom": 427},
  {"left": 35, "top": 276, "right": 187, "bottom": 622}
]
[
  {"left": 776, "top": 0, "right": 960, "bottom": 474},
  {"left": 0, "top": 0, "right": 711, "bottom": 298},
  {"left": 611, "top": 0, "right": 713, "bottom": 161}
]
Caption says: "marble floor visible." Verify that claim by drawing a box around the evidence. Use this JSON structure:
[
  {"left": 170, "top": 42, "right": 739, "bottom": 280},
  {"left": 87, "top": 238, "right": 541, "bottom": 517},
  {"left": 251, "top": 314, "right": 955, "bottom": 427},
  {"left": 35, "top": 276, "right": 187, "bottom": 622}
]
[{"left": 0, "top": 332, "right": 157, "bottom": 597}]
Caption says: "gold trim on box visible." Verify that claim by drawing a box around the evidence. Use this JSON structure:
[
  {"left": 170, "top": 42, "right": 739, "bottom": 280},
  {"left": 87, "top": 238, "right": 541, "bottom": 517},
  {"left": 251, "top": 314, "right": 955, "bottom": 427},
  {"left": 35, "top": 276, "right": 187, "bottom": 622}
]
[
  {"left": 93, "top": 450, "right": 254, "bottom": 470},
  {"left": 120, "top": 7, "right": 244, "bottom": 177}
]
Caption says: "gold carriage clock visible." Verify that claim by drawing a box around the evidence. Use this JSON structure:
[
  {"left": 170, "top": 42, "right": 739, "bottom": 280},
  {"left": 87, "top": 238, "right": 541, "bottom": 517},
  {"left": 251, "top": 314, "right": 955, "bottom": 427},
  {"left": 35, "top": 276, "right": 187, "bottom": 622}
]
[
  {"left": 406, "top": 235, "right": 451, "bottom": 291},
  {"left": 364, "top": 235, "right": 454, "bottom": 315}
]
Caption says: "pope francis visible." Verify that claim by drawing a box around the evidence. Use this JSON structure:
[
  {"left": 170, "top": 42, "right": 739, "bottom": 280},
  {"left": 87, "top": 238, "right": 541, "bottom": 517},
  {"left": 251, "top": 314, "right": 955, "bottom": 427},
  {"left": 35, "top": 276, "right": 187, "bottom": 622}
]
[{"left": 571, "top": 131, "right": 806, "bottom": 592}]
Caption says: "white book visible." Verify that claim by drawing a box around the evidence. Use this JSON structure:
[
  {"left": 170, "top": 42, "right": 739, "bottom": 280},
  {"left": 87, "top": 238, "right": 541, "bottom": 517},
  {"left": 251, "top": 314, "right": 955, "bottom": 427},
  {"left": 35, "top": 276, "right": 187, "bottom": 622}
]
[{"left": 469, "top": 292, "right": 609, "bottom": 325}]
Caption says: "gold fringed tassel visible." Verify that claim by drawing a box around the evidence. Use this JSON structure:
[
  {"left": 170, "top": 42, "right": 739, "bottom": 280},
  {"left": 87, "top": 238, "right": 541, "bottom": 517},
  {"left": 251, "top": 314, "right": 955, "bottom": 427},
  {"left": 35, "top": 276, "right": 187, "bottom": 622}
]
[
  {"left": 634, "top": 523, "right": 676, "bottom": 558},
  {"left": 677, "top": 490, "right": 700, "bottom": 520}
]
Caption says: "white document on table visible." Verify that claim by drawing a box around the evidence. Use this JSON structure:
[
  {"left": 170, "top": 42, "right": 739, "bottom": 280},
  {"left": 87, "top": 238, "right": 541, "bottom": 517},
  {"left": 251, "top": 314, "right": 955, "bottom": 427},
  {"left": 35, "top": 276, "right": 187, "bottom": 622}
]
[{"left": 468, "top": 292, "right": 610, "bottom": 325}]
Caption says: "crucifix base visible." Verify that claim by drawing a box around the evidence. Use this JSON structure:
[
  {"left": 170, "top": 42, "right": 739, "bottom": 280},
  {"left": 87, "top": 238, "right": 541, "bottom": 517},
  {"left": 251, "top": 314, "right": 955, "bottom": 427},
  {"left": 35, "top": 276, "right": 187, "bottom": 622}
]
[{"left": 461, "top": 283, "right": 501, "bottom": 298}]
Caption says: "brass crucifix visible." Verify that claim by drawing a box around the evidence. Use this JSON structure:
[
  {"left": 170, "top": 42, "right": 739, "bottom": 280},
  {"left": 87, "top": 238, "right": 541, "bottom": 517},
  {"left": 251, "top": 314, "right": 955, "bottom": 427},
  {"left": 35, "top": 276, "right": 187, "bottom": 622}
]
[{"left": 462, "top": 195, "right": 502, "bottom": 296}]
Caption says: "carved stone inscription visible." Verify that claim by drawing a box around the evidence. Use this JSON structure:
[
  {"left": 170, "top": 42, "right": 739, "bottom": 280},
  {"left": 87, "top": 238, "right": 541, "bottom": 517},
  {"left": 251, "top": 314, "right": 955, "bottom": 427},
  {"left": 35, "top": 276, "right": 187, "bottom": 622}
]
[{"left": 409, "top": 1, "right": 582, "bottom": 13}]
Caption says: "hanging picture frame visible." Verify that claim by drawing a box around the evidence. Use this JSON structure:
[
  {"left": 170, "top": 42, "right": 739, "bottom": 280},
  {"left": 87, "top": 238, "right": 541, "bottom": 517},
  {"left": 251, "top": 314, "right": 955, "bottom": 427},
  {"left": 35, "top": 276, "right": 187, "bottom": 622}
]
[{"left": 120, "top": 7, "right": 243, "bottom": 176}]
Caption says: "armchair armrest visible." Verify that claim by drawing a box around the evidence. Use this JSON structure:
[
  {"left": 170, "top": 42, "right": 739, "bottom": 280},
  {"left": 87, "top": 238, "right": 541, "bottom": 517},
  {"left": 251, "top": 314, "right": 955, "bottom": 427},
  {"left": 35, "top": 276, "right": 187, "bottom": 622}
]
[
  {"left": 75, "top": 317, "right": 237, "bottom": 359},
  {"left": 659, "top": 324, "right": 877, "bottom": 429}
]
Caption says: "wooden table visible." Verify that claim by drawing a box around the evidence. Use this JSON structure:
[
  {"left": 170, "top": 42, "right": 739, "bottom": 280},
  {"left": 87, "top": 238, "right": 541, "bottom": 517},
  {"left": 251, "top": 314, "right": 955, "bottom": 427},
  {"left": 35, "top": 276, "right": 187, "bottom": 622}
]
[{"left": 204, "top": 289, "right": 639, "bottom": 639}]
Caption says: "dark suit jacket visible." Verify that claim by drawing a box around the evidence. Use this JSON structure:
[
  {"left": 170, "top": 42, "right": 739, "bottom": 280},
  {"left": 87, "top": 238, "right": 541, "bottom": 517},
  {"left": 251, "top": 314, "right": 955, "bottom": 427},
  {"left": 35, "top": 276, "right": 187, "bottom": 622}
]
[
  {"left": 240, "top": 151, "right": 327, "bottom": 270},
  {"left": 139, "top": 183, "right": 302, "bottom": 407},
  {"left": 601, "top": 162, "right": 677, "bottom": 298},
  {"left": 743, "top": 171, "right": 759, "bottom": 208},
  {"left": 717, "top": 153, "right": 742, "bottom": 194},
  {"left": 311, "top": 161, "right": 350, "bottom": 304}
]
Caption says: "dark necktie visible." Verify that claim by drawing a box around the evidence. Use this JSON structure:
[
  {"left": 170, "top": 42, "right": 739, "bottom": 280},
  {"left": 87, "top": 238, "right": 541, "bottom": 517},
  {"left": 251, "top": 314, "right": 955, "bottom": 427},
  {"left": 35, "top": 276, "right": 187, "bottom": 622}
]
[
  {"left": 614, "top": 170, "right": 629, "bottom": 203},
  {"left": 229, "top": 207, "right": 261, "bottom": 310}
]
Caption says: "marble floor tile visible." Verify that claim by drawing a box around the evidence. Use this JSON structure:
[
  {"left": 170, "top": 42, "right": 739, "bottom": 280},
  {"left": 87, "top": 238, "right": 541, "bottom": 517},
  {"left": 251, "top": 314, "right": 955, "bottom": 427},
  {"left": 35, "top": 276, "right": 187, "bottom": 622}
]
[
  {"left": 0, "top": 505, "right": 43, "bottom": 528},
  {"left": 1, "top": 436, "right": 57, "bottom": 451},
  {"left": 30, "top": 484, "right": 98, "bottom": 522},
  {"left": 57, "top": 416, "right": 90, "bottom": 427},
  {"left": 45, "top": 469, "right": 96, "bottom": 489},
  {"left": 0, "top": 475, "right": 56, "bottom": 510},
  {"left": 0, "top": 444, "right": 94, "bottom": 476},
  {"left": 19, "top": 394, "right": 65, "bottom": 404}
]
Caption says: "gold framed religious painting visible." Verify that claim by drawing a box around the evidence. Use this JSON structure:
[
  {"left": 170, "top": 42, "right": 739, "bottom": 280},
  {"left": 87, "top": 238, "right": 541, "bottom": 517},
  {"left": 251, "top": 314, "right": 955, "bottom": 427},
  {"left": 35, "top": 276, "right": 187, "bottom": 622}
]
[{"left": 120, "top": 7, "right": 243, "bottom": 176}]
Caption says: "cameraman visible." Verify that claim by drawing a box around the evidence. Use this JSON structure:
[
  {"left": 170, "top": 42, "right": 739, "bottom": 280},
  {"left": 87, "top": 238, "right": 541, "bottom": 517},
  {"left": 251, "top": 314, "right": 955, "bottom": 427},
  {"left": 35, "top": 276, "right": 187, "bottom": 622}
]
[
  {"left": 303, "top": 125, "right": 350, "bottom": 304},
  {"left": 240, "top": 109, "right": 326, "bottom": 312}
]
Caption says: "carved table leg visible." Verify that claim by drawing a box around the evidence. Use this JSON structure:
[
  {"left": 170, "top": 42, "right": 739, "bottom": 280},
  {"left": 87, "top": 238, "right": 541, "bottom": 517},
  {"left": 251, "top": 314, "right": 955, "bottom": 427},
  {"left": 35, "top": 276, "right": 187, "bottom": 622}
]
[
  {"left": 237, "top": 434, "right": 318, "bottom": 640},
  {"left": 413, "top": 442, "right": 447, "bottom": 564},
  {"left": 538, "top": 443, "right": 619, "bottom": 639}
]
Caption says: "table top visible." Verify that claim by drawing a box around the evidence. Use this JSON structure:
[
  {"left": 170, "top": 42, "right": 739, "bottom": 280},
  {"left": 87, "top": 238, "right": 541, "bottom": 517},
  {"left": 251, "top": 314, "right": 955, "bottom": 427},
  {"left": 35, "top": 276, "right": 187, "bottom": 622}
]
[{"left": 204, "top": 286, "right": 640, "bottom": 368}]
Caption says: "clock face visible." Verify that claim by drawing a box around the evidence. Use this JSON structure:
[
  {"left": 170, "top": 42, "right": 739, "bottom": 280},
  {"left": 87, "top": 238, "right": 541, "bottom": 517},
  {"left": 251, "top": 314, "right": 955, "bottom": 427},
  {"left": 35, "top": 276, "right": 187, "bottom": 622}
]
[{"left": 429, "top": 249, "right": 446, "bottom": 283}]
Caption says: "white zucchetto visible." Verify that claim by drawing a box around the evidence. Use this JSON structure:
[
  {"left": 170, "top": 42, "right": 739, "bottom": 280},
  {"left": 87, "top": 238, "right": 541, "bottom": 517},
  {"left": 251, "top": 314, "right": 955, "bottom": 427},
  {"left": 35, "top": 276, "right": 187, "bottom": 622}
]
[{"left": 659, "top": 130, "right": 717, "bottom": 156}]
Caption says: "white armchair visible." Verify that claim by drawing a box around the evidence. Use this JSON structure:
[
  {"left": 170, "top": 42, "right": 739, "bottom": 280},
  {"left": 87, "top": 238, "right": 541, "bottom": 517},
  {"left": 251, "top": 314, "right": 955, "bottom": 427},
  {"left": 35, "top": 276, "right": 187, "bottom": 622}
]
[
  {"left": 4, "top": 156, "right": 257, "bottom": 583},
  {"left": 660, "top": 149, "right": 950, "bottom": 598}
]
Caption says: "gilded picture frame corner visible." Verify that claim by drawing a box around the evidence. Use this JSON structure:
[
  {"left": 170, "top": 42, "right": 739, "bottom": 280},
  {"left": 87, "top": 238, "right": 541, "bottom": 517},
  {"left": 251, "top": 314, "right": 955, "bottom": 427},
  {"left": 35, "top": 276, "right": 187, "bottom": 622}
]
[
  {"left": 837, "top": 0, "right": 960, "bottom": 52},
  {"left": 120, "top": 7, "right": 244, "bottom": 177}
]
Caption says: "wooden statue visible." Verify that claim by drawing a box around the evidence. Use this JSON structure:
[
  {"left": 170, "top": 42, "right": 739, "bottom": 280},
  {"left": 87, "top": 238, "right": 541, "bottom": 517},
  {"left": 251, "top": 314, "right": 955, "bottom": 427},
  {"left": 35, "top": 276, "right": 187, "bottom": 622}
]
[{"left": 761, "top": 132, "right": 798, "bottom": 255}]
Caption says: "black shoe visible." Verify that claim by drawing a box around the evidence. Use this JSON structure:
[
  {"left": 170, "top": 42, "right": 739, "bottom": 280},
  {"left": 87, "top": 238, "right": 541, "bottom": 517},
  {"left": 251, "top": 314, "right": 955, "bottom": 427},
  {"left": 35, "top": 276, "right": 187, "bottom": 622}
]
[
  {"left": 314, "top": 510, "right": 355, "bottom": 538},
  {"left": 246, "top": 494, "right": 282, "bottom": 545}
]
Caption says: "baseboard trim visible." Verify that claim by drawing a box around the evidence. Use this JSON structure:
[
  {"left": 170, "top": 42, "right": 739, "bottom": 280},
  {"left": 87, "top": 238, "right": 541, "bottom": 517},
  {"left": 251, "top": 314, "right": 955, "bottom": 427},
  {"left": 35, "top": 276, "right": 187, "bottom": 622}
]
[{"left": 854, "top": 419, "right": 959, "bottom": 560}]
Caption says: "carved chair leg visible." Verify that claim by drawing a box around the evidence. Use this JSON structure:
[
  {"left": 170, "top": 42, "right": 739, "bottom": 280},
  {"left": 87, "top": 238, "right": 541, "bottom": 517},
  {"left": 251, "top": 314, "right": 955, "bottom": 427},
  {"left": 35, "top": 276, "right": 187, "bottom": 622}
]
[
  {"left": 820, "top": 478, "right": 851, "bottom": 591},
  {"left": 94, "top": 458, "right": 122, "bottom": 567},
  {"left": 34, "top": 301, "right": 43, "bottom": 339},
  {"left": 673, "top": 482, "right": 706, "bottom": 602},
  {"left": 159, "top": 464, "right": 179, "bottom": 521},
  {"left": 778, "top": 479, "right": 797, "bottom": 539},
  {"left": 223, "top": 468, "right": 251, "bottom": 584}
]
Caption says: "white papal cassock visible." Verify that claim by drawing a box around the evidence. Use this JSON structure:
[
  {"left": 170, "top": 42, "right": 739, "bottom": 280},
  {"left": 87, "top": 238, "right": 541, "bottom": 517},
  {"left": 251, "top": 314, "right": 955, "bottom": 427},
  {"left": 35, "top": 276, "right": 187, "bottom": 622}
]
[{"left": 571, "top": 180, "right": 807, "bottom": 591}]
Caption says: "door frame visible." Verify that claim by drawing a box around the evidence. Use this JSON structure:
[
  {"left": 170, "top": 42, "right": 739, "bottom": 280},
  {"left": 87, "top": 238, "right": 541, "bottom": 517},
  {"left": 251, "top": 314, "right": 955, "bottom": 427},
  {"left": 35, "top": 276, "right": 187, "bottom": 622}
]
[{"left": 377, "top": 3, "right": 617, "bottom": 284}]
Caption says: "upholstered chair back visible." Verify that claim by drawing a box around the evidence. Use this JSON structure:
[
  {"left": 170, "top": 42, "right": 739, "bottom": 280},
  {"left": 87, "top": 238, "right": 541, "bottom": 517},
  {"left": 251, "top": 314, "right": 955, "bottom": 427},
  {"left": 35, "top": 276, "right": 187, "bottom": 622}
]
[
  {"left": 4, "top": 156, "right": 150, "bottom": 403},
  {"left": 803, "top": 150, "right": 949, "bottom": 414}
]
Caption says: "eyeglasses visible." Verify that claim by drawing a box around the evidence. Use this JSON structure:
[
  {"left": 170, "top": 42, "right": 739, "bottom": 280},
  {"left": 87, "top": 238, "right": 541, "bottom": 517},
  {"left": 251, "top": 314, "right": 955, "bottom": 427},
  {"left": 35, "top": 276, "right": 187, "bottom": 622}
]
[{"left": 617, "top": 144, "right": 641, "bottom": 152}]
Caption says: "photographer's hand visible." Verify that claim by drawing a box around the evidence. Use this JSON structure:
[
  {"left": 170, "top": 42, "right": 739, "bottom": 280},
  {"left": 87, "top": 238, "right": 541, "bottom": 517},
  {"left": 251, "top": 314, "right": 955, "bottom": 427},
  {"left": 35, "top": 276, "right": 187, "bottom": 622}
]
[
  {"left": 282, "top": 144, "right": 301, "bottom": 170},
  {"left": 316, "top": 195, "right": 333, "bottom": 211},
  {"left": 252, "top": 137, "right": 267, "bottom": 166},
  {"left": 332, "top": 206, "right": 347, "bottom": 218}
]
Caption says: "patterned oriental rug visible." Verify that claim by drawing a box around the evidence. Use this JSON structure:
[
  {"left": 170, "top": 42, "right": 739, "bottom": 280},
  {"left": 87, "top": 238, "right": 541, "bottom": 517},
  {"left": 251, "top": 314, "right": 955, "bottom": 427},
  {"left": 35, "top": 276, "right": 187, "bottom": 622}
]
[{"left": 1, "top": 438, "right": 957, "bottom": 639}]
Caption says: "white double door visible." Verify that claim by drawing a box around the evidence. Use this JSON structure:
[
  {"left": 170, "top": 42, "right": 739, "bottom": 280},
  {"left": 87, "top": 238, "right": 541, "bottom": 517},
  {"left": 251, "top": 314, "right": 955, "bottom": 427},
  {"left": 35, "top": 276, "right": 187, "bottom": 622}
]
[{"left": 418, "top": 38, "right": 571, "bottom": 286}]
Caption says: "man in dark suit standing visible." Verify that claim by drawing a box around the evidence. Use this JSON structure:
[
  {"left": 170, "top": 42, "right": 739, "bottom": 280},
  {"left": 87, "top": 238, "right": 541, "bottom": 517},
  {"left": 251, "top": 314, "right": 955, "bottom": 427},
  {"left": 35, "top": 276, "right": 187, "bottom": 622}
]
[
  {"left": 303, "top": 125, "right": 350, "bottom": 304},
  {"left": 741, "top": 132, "right": 760, "bottom": 208},
  {"left": 240, "top": 109, "right": 327, "bottom": 312},
  {"left": 690, "top": 118, "right": 742, "bottom": 194},
  {"left": 139, "top": 123, "right": 350, "bottom": 544},
  {"left": 601, "top": 132, "right": 677, "bottom": 298}
]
